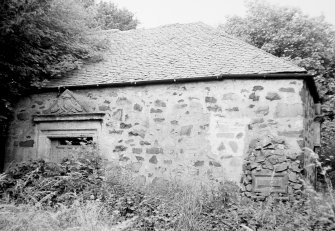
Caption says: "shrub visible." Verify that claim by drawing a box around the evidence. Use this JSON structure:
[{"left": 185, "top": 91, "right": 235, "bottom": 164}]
[
  {"left": 0, "top": 156, "right": 104, "bottom": 206},
  {"left": 1, "top": 150, "right": 335, "bottom": 230}
]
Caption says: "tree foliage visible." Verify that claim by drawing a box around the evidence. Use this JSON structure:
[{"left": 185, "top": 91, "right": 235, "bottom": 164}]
[
  {"left": 222, "top": 0, "right": 335, "bottom": 177},
  {"left": 0, "top": 0, "right": 138, "bottom": 139},
  {"left": 222, "top": 0, "right": 335, "bottom": 75},
  {"left": 93, "top": 2, "right": 138, "bottom": 31}
]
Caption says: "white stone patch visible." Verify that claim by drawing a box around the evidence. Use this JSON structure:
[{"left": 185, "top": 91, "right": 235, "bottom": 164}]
[{"left": 208, "top": 116, "right": 251, "bottom": 157}]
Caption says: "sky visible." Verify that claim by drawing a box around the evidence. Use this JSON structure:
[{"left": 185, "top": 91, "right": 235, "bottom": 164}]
[{"left": 107, "top": 0, "right": 335, "bottom": 28}]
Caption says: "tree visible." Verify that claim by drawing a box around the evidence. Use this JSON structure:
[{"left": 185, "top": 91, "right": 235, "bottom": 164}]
[
  {"left": 93, "top": 1, "right": 138, "bottom": 30},
  {"left": 221, "top": 0, "right": 335, "bottom": 181},
  {"left": 0, "top": 0, "right": 138, "bottom": 170}
]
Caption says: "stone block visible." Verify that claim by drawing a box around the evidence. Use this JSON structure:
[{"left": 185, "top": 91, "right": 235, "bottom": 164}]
[
  {"left": 153, "top": 118, "right": 165, "bottom": 122},
  {"left": 140, "top": 141, "right": 151, "bottom": 145},
  {"left": 246, "top": 184, "right": 252, "bottom": 191},
  {"left": 129, "top": 129, "right": 146, "bottom": 138},
  {"left": 164, "top": 160, "right": 172, "bottom": 165},
  {"left": 217, "top": 142, "right": 226, "bottom": 151},
  {"left": 207, "top": 105, "right": 221, "bottom": 112},
  {"left": 114, "top": 145, "right": 127, "bottom": 152},
  {"left": 125, "top": 139, "right": 134, "bottom": 144},
  {"left": 175, "top": 103, "right": 187, "bottom": 109},
  {"left": 194, "top": 160, "right": 204, "bottom": 167},
  {"left": 251, "top": 118, "right": 264, "bottom": 124},
  {"left": 119, "top": 155, "right": 130, "bottom": 161},
  {"left": 112, "top": 109, "right": 123, "bottom": 121},
  {"left": 17, "top": 112, "right": 30, "bottom": 121},
  {"left": 136, "top": 156, "right": 144, "bottom": 161},
  {"left": 288, "top": 172, "right": 299, "bottom": 182},
  {"left": 279, "top": 87, "right": 295, "bottom": 93},
  {"left": 266, "top": 92, "right": 281, "bottom": 101},
  {"left": 149, "top": 155, "right": 158, "bottom": 164},
  {"left": 274, "top": 163, "right": 288, "bottom": 172},
  {"left": 268, "top": 156, "right": 278, "bottom": 165},
  {"left": 226, "top": 107, "right": 239, "bottom": 112},
  {"left": 262, "top": 160, "right": 273, "bottom": 170},
  {"left": 109, "top": 130, "right": 123, "bottom": 135},
  {"left": 132, "top": 148, "right": 142, "bottom": 154},
  {"left": 255, "top": 106, "right": 269, "bottom": 116},
  {"left": 250, "top": 162, "right": 260, "bottom": 170},
  {"left": 249, "top": 92, "right": 259, "bottom": 101},
  {"left": 205, "top": 96, "right": 217, "bottom": 103},
  {"left": 290, "top": 162, "right": 301, "bottom": 172},
  {"left": 209, "top": 161, "right": 221, "bottom": 167},
  {"left": 180, "top": 125, "right": 193, "bottom": 136},
  {"left": 154, "top": 100, "right": 166, "bottom": 107},
  {"left": 292, "top": 183, "right": 302, "bottom": 190},
  {"left": 120, "top": 123, "right": 132, "bottom": 129},
  {"left": 35, "top": 100, "right": 44, "bottom": 105},
  {"left": 146, "top": 147, "right": 163, "bottom": 154},
  {"left": 99, "top": 105, "right": 110, "bottom": 111},
  {"left": 253, "top": 85, "right": 264, "bottom": 91},
  {"left": 236, "top": 133, "right": 243, "bottom": 139},
  {"left": 134, "top": 104, "right": 143, "bottom": 111},
  {"left": 255, "top": 155, "right": 266, "bottom": 163},
  {"left": 19, "top": 140, "right": 34, "bottom": 147},
  {"left": 276, "top": 155, "right": 287, "bottom": 163},
  {"left": 150, "top": 108, "right": 163, "bottom": 113},
  {"left": 116, "top": 97, "right": 131, "bottom": 105},
  {"left": 221, "top": 154, "right": 233, "bottom": 159}
]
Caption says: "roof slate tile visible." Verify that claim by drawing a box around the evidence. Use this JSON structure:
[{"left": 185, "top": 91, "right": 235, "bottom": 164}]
[{"left": 46, "top": 22, "right": 306, "bottom": 88}]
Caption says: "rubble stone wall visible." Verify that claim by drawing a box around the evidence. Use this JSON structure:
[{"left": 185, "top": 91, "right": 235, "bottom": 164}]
[
  {"left": 5, "top": 79, "right": 317, "bottom": 185},
  {"left": 241, "top": 135, "right": 304, "bottom": 200}
]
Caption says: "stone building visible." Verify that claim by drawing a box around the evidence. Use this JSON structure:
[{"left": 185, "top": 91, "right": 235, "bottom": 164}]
[{"left": 5, "top": 23, "right": 321, "bottom": 196}]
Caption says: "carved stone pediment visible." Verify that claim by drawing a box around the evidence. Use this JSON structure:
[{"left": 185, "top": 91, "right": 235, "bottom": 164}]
[{"left": 44, "top": 89, "right": 88, "bottom": 114}]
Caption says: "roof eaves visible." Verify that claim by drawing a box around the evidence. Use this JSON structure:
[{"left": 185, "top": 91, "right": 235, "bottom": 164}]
[{"left": 38, "top": 72, "right": 318, "bottom": 102}]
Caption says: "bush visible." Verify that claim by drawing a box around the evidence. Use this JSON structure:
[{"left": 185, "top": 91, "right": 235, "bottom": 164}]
[
  {"left": 1, "top": 152, "right": 335, "bottom": 230},
  {"left": 0, "top": 156, "right": 104, "bottom": 206}
]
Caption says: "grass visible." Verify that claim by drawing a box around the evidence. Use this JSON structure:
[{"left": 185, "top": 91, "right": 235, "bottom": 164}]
[{"left": 0, "top": 149, "right": 335, "bottom": 230}]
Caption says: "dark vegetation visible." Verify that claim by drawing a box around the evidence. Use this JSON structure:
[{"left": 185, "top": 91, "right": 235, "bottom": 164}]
[
  {"left": 0, "top": 0, "right": 138, "bottom": 169},
  {"left": 0, "top": 149, "right": 334, "bottom": 230},
  {"left": 221, "top": 0, "right": 335, "bottom": 184}
]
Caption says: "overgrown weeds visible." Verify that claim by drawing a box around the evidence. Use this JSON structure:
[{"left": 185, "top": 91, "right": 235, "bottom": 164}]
[{"left": 1, "top": 151, "right": 335, "bottom": 230}]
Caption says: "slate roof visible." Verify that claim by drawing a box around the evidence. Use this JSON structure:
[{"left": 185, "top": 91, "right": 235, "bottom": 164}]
[{"left": 46, "top": 22, "right": 306, "bottom": 88}]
